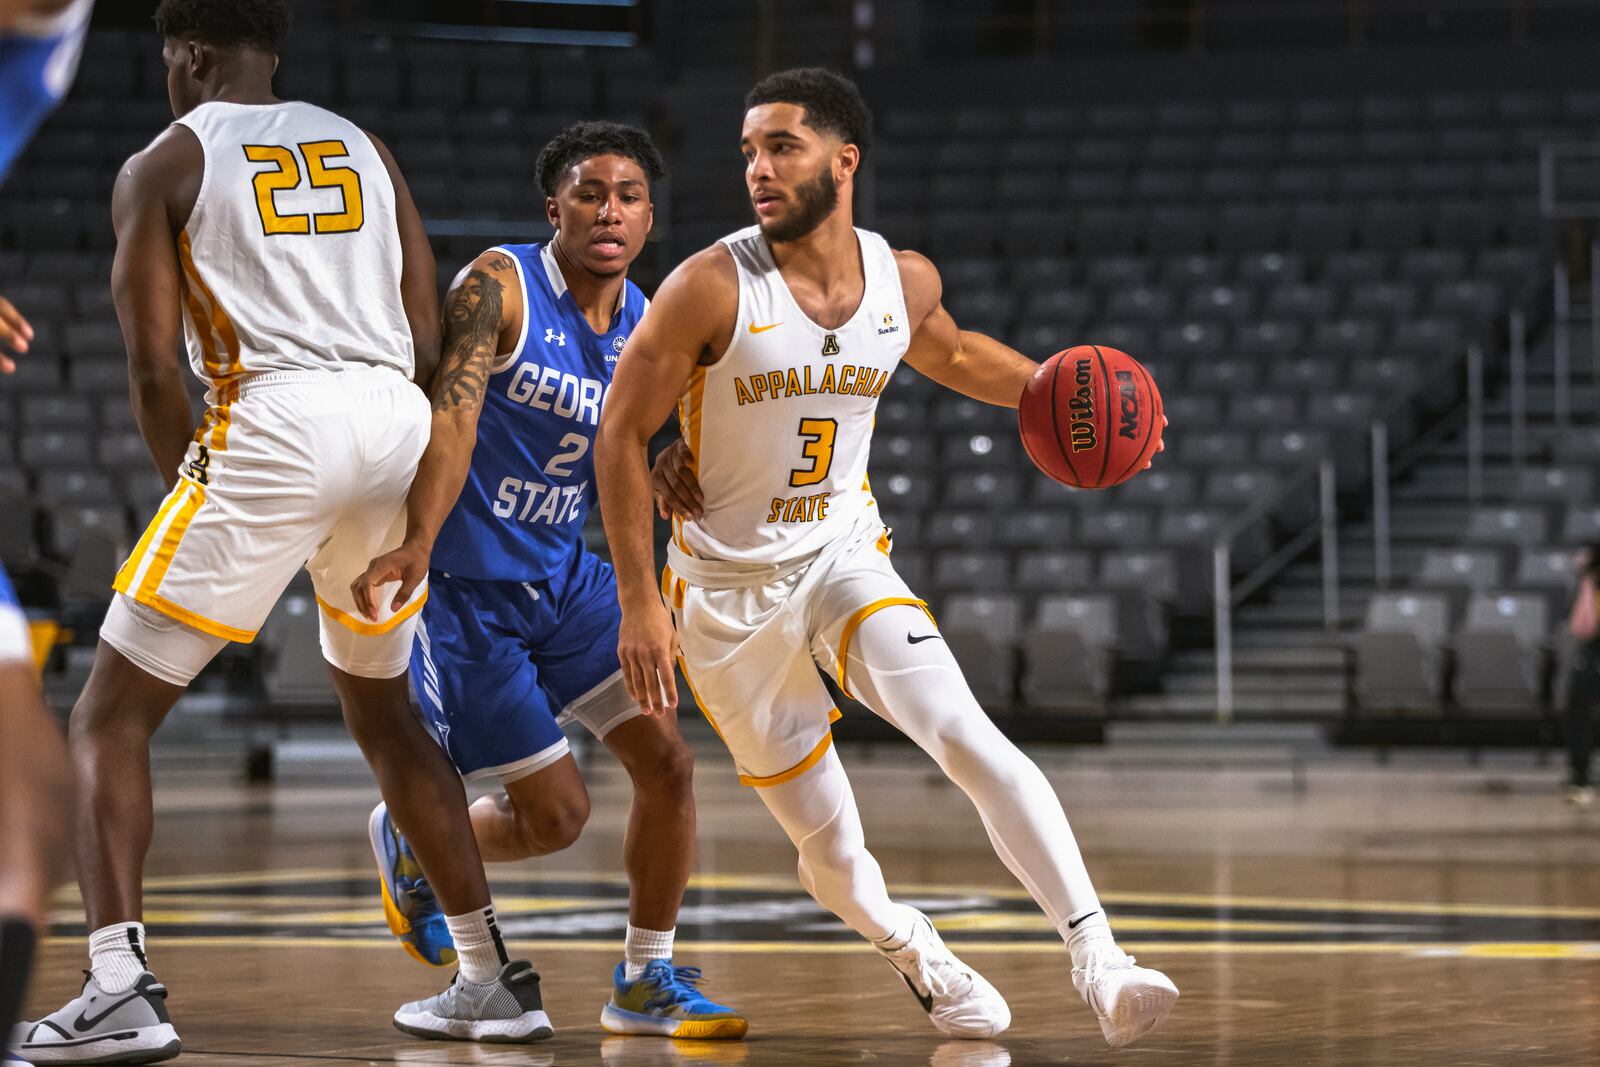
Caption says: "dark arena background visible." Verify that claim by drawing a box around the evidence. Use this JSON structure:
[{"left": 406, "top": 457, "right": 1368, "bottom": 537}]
[{"left": 4, "top": 1, "right": 1600, "bottom": 1065}]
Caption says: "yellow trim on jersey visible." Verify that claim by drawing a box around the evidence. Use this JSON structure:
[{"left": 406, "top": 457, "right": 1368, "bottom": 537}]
[
  {"left": 737, "top": 715, "right": 841, "bottom": 788},
  {"left": 138, "top": 593, "right": 258, "bottom": 643},
  {"left": 315, "top": 591, "right": 428, "bottom": 636},
  {"left": 835, "top": 597, "right": 934, "bottom": 701},
  {"left": 876, "top": 527, "right": 892, "bottom": 555},
  {"left": 178, "top": 228, "right": 245, "bottom": 452},
  {"left": 683, "top": 366, "right": 707, "bottom": 469},
  {"left": 115, "top": 483, "right": 186, "bottom": 593}
]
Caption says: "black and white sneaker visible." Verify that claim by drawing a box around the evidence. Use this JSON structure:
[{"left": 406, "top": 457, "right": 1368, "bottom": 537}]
[
  {"left": 394, "top": 960, "right": 554, "bottom": 1043},
  {"left": 11, "top": 972, "right": 180, "bottom": 1065}
]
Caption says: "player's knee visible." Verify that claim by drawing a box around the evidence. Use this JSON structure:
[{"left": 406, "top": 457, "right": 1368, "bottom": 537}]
[
  {"left": 626, "top": 737, "right": 695, "bottom": 799},
  {"left": 518, "top": 792, "right": 589, "bottom": 853}
]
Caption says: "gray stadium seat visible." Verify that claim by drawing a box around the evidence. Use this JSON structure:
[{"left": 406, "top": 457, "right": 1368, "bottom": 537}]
[
  {"left": 944, "top": 471, "right": 1022, "bottom": 508},
  {"left": 1512, "top": 467, "right": 1592, "bottom": 505},
  {"left": 926, "top": 511, "right": 995, "bottom": 549},
  {"left": 261, "top": 594, "right": 337, "bottom": 706},
  {"left": 1561, "top": 505, "right": 1600, "bottom": 544},
  {"left": 1012, "top": 548, "right": 1094, "bottom": 592},
  {"left": 1453, "top": 594, "right": 1551, "bottom": 716},
  {"left": 1353, "top": 593, "right": 1450, "bottom": 714},
  {"left": 1462, "top": 508, "right": 1548, "bottom": 547},
  {"left": 1021, "top": 595, "right": 1116, "bottom": 714},
  {"left": 995, "top": 508, "right": 1070, "bottom": 549},
  {"left": 1418, "top": 548, "right": 1503, "bottom": 592},
  {"left": 942, "top": 594, "right": 1022, "bottom": 712},
  {"left": 932, "top": 551, "right": 1010, "bottom": 592},
  {"left": 1078, "top": 508, "right": 1154, "bottom": 548}
]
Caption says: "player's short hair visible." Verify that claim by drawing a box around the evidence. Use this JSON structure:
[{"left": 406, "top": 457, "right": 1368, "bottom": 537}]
[
  {"left": 535, "top": 121, "right": 667, "bottom": 199},
  {"left": 153, "top": 0, "right": 291, "bottom": 52},
  {"left": 745, "top": 67, "right": 873, "bottom": 160}
]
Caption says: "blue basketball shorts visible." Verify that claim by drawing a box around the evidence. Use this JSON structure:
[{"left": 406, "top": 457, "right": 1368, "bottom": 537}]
[{"left": 411, "top": 550, "right": 640, "bottom": 782}]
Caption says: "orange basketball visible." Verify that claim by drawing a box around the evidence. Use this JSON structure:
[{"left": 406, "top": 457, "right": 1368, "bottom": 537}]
[{"left": 1018, "top": 345, "right": 1164, "bottom": 489}]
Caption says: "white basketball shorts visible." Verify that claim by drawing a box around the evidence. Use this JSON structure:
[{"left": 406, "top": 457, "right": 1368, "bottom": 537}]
[
  {"left": 109, "top": 367, "right": 430, "bottom": 678},
  {"left": 664, "top": 510, "right": 935, "bottom": 787}
]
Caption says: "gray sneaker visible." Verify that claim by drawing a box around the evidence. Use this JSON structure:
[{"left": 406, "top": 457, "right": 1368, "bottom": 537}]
[
  {"left": 393, "top": 960, "right": 553, "bottom": 1043},
  {"left": 11, "top": 972, "right": 180, "bottom": 1065}
]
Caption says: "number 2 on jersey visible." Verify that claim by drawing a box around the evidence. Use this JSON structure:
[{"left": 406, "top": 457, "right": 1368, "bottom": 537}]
[
  {"left": 789, "top": 417, "right": 838, "bottom": 487},
  {"left": 243, "top": 141, "right": 365, "bottom": 236}
]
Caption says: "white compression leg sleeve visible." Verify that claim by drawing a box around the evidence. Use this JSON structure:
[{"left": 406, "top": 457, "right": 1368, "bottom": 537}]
[
  {"left": 840, "top": 605, "right": 1104, "bottom": 932},
  {"left": 753, "top": 745, "right": 905, "bottom": 942}
]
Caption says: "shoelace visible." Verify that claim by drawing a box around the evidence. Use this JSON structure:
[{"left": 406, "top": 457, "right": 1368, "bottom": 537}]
[
  {"left": 1072, "top": 948, "right": 1136, "bottom": 989},
  {"left": 639, "top": 963, "right": 712, "bottom": 1013}
]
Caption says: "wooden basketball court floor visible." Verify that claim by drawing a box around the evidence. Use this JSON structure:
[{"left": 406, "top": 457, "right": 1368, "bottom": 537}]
[{"left": 24, "top": 735, "right": 1600, "bottom": 1066}]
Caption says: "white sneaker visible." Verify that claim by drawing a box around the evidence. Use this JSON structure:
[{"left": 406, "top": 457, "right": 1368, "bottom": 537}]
[
  {"left": 1072, "top": 944, "right": 1178, "bottom": 1048},
  {"left": 1565, "top": 786, "right": 1595, "bottom": 808},
  {"left": 876, "top": 909, "right": 1011, "bottom": 1039},
  {"left": 12, "top": 972, "right": 180, "bottom": 1064}
]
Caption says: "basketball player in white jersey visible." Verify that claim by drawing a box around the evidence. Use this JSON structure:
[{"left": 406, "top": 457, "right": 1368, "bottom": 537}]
[
  {"left": 597, "top": 68, "right": 1179, "bottom": 1048},
  {"left": 14, "top": 4, "right": 546, "bottom": 1063}
]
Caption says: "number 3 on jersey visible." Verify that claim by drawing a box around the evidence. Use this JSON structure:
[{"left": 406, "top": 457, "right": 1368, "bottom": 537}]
[
  {"left": 789, "top": 417, "right": 837, "bottom": 487},
  {"left": 243, "top": 141, "right": 365, "bottom": 236}
]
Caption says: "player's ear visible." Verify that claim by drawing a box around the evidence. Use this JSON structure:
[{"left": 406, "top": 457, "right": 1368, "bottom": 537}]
[
  {"left": 545, "top": 195, "right": 560, "bottom": 230},
  {"left": 836, "top": 143, "right": 860, "bottom": 184}
]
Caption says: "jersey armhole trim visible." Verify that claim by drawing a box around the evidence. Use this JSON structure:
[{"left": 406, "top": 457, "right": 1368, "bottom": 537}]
[
  {"left": 171, "top": 120, "right": 211, "bottom": 237},
  {"left": 489, "top": 245, "right": 530, "bottom": 375}
]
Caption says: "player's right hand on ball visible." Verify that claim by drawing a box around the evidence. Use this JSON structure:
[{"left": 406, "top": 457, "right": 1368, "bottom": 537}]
[
  {"left": 351, "top": 542, "right": 430, "bottom": 621},
  {"left": 0, "top": 293, "right": 35, "bottom": 372},
  {"left": 650, "top": 438, "right": 704, "bottom": 521},
  {"left": 618, "top": 600, "right": 679, "bottom": 715}
]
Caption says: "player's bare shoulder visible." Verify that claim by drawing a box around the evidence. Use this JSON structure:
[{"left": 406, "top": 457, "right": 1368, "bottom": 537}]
[
  {"left": 644, "top": 241, "right": 740, "bottom": 364},
  {"left": 892, "top": 248, "right": 943, "bottom": 331},
  {"left": 112, "top": 123, "right": 203, "bottom": 229}
]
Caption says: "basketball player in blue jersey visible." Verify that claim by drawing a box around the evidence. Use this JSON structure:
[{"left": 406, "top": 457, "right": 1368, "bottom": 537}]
[
  {"left": 0, "top": 3, "right": 92, "bottom": 1063},
  {"left": 599, "top": 68, "right": 1178, "bottom": 1049},
  {"left": 350, "top": 122, "right": 746, "bottom": 1041}
]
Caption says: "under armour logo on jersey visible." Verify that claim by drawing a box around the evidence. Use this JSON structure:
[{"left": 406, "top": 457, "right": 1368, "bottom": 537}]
[
  {"left": 545, "top": 329, "right": 567, "bottom": 347},
  {"left": 821, "top": 334, "right": 840, "bottom": 357}
]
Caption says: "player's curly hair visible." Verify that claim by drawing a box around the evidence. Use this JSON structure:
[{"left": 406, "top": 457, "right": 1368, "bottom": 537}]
[
  {"left": 535, "top": 121, "right": 667, "bottom": 198},
  {"left": 153, "top": 0, "right": 291, "bottom": 52},
  {"left": 745, "top": 67, "right": 873, "bottom": 160}
]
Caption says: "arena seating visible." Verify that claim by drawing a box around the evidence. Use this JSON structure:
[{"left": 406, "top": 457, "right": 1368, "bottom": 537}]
[{"left": 1, "top": 20, "right": 1594, "bottom": 728}]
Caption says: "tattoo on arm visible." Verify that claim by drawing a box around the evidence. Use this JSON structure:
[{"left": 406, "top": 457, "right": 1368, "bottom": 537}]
[{"left": 432, "top": 268, "right": 505, "bottom": 414}]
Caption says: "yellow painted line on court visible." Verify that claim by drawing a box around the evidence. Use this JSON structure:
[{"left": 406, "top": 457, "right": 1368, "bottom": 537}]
[
  {"left": 41, "top": 936, "right": 1600, "bottom": 960},
  {"left": 933, "top": 912, "right": 1394, "bottom": 936},
  {"left": 89, "top": 868, "right": 1600, "bottom": 924}
]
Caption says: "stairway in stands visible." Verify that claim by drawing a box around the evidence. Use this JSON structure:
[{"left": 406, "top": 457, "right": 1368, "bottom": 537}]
[{"left": 1134, "top": 260, "right": 1592, "bottom": 721}]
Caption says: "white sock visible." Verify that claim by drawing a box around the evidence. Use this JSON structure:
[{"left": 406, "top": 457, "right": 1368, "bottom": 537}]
[
  {"left": 445, "top": 907, "right": 509, "bottom": 984},
  {"left": 1062, "top": 909, "right": 1116, "bottom": 968},
  {"left": 88, "top": 922, "right": 148, "bottom": 993},
  {"left": 624, "top": 925, "right": 674, "bottom": 980}
]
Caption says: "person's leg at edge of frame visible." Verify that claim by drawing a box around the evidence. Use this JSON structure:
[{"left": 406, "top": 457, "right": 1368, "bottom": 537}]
[
  {"left": 0, "top": 662, "right": 72, "bottom": 1056},
  {"left": 1566, "top": 650, "right": 1596, "bottom": 803}
]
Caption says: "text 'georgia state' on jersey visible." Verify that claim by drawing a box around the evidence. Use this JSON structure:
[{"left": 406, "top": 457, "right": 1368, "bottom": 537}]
[{"left": 430, "top": 241, "right": 648, "bottom": 583}]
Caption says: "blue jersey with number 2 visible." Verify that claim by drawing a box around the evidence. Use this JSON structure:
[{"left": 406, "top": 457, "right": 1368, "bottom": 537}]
[{"left": 430, "top": 241, "right": 647, "bottom": 582}]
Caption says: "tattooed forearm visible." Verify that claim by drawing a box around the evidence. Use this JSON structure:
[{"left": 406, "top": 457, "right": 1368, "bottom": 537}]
[{"left": 432, "top": 268, "right": 505, "bottom": 414}]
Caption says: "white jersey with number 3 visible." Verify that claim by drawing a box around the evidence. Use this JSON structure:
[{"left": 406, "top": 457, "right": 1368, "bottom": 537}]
[
  {"left": 172, "top": 101, "right": 412, "bottom": 397},
  {"left": 673, "top": 225, "right": 910, "bottom": 564}
]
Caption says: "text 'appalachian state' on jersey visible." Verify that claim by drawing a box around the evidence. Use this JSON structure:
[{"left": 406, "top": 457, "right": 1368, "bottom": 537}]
[{"left": 673, "top": 225, "right": 910, "bottom": 565}]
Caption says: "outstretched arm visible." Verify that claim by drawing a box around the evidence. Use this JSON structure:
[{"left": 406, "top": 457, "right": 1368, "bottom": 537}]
[
  {"left": 595, "top": 247, "right": 736, "bottom": 714},
  {"left": 896, "top": 250, "right": 1037, "bottom": 408},
  {"left": 350, "top": 251, "right": 519, "bottom": 619}
]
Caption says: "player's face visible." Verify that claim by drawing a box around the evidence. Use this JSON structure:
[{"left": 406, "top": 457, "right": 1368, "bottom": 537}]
[
  {"left": 741, "top": 103, "right": 848, "bottom": 243},
  {"left": 162, "top": 39, "right": 201, "bottom": 118},
  {"left": 546, "top": 154, "right": 653, "bottom": 279}
]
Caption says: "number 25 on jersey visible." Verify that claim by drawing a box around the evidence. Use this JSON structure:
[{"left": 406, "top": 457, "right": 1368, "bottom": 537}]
[{"left": 243, "top": 140, "right": 364, "bottom": 236}]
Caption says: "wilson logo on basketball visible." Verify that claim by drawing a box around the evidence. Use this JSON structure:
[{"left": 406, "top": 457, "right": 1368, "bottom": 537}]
[
  {"left": 1116, "top": 370, "right": 1140, "bottom": 441},
  {"left": 1068, "top": 358, "right": 1097, "bottom": 453}
]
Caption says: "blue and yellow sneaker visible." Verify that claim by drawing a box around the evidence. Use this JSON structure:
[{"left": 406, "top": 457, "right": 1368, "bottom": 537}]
[
  {"left": 368, "top": 801, "right": 456, "bottom": 967},
  {"left": 600, "top": 960, "right": 748, "bottom": 1040}
]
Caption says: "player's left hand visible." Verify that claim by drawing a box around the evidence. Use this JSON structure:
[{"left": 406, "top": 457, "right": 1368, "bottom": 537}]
[
  {"left": 0, "top": 293, "right": 35, "bottom": 372},
  {"left": 650, "top": 438, "right": 703, "bottom": 521},
  {"left": 350, "top": 541, "right": 430, "bottom": 622},
  {"left": 1144, "top": 415, "right": 1168, "bottom": 470}
]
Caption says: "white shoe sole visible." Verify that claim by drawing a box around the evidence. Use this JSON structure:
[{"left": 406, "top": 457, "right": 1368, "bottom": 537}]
[
  {"left": 1099, "top": 982, "right": 1179, "bottom": 1048},
  {"left": 17, "top": 1023, "right": 180, "bottom": 1065},
  {"left": 393, "top": 1008, "right": 553, "bottom": 1044}
]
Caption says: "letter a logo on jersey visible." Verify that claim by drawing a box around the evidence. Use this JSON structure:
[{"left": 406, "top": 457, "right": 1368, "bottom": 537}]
[{"left": 821, "top": 334, "right": 840, "bottom": 357}]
